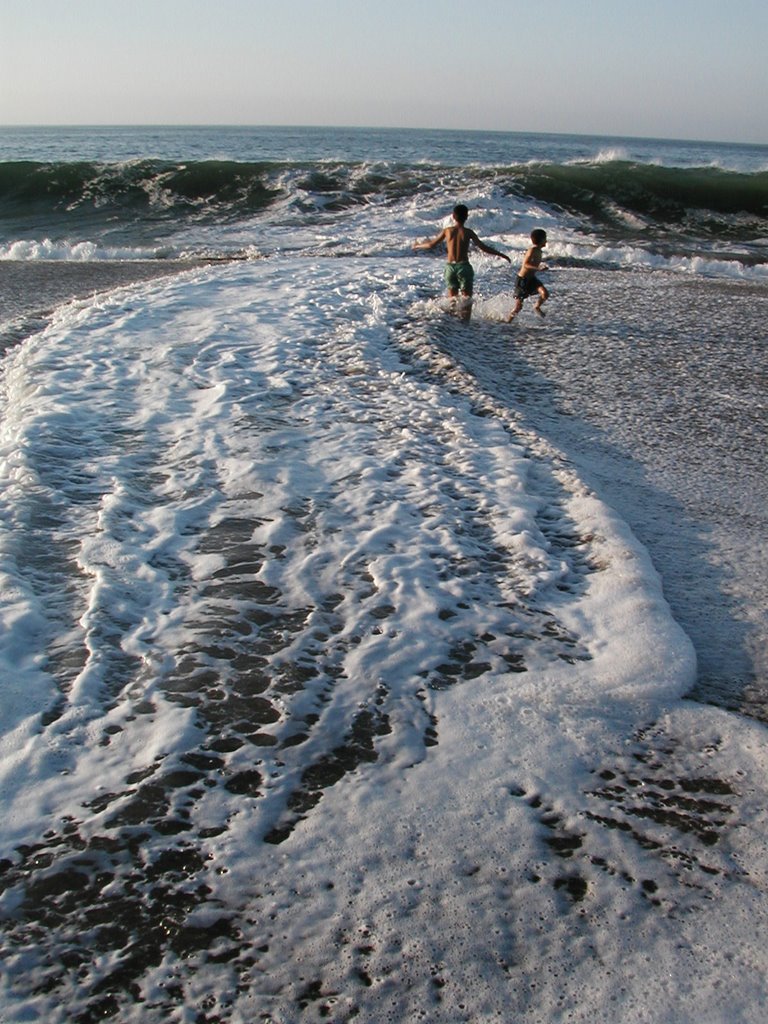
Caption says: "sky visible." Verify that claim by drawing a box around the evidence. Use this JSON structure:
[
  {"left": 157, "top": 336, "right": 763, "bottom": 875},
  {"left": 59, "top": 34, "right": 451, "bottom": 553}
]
[{"left": 1, "top": 0, "right": 767, "bottom": 144}]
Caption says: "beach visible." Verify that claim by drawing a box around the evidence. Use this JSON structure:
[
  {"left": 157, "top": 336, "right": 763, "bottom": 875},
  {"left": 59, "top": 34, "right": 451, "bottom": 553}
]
[
  {"left": 0, "top": 126, "right": 766, "bottom": 1022},
  {"left": 4, "top": 255, "right": 764, "bottom": 718}
]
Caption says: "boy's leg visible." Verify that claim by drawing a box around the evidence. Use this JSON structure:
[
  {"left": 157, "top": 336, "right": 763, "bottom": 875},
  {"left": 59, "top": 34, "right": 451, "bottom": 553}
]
[
  {"left": 508, "top": 297, "right": 523, "bottom": 321},
  {"left": 534, "top": 284, "right": 549, "bottom": 316},
  {"left": 458, "top": 289, "right": 473, "bottom": 320},
  {"left": 445, "top": 263, "right": 459, "bottom": 300}
]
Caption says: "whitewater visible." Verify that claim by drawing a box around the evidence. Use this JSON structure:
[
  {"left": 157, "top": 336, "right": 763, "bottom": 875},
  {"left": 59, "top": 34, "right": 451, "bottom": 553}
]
[{"left": 0, "top": 126, "right": 767, "bottom": 1022}]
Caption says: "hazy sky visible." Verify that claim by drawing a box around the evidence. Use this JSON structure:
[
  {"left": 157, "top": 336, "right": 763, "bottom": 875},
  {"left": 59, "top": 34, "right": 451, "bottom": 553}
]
[{"left": 2, "top": 0, "right": 767, "bottom": 143}]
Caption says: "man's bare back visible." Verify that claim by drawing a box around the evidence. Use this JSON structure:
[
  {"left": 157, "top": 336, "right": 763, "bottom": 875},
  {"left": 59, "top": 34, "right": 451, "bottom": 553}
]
[
  {"left": 413, "top": 204, "right": 510, "bottom": 304},
  {"left": 444, "top": 224, "right": 474, "bottom": 263}
]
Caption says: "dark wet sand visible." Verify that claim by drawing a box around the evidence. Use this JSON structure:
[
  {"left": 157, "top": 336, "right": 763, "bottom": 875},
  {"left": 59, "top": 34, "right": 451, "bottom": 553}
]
[
  {"left": 435, "top": 271, "right": 768, "bottom": 721},
  {"left": 0, "top": 260, "right": 207, "bottom": 353}
]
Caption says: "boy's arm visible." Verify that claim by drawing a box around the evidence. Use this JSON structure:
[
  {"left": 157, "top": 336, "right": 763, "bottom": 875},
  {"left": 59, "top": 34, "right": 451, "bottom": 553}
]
[
  {"left": 413, "top": 228, "right": 448, "bottom": 251},
  {"left": 469, "top": 230, "right": 511, "bottom": 262}
]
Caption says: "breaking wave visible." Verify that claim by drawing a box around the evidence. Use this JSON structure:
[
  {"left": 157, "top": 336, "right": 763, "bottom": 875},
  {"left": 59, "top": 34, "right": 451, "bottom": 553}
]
[{"left": 1, "top": 158, "right": 766, "bottom": 235}]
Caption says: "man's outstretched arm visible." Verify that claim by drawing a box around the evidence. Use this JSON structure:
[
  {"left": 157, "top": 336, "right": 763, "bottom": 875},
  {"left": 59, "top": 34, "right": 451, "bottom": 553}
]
[
  {"left": 413, "top": 228, "right": 448, "bottom": 251},
  {"left": 470, "top": 231, "right": 511, "bottom": 261}
]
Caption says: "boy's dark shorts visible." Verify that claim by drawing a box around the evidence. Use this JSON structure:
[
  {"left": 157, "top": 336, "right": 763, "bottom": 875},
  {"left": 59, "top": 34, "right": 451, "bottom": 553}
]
[{"left": 514, "top": 274, "right": 542, "bottom": 300}]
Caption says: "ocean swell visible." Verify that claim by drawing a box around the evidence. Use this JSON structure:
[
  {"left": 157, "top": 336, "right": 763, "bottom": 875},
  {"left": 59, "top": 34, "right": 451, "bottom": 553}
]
[
  {"left": 3, "top": 158, "right": 766, "bottom": 230},
  {"left": 0, "top": 159, "right": 280, "bottom": 218},
  {"left": 508, "top": 161, "right": 768, "bottom": 238}
]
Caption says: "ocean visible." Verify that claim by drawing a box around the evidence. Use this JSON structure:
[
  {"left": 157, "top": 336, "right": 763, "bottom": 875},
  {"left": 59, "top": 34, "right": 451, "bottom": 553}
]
[{"left": 0, "top": 125, "right": 766, "bottom": 1022}]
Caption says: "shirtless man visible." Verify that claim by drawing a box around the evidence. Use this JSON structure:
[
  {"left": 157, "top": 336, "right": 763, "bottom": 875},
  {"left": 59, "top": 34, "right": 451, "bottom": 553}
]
[{"left": 413, "top": 203, "right": 510, "bottom": 317}]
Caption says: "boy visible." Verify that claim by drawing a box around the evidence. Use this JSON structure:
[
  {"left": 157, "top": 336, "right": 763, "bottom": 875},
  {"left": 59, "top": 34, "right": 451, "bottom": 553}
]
[
  {"left": 509, "top": 228, "right": 549, "bottom": 319},
  {"left": 413, "top": 204, "right": 510, "bottom": 317}
]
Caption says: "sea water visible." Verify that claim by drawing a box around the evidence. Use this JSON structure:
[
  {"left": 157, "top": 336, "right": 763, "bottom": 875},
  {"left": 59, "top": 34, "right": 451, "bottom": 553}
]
[{"left": 0, "top": 125, "right": 766, "bottom": 1022}]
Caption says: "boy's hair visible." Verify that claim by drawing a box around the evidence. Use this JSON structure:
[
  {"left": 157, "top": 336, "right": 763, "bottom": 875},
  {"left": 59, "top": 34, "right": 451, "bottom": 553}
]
[
  {"left": 453, "top": 204, "right": 469, "bottom": 223},
  {"left": 531, "top": 228, "right": 547, "bottom": 245}
]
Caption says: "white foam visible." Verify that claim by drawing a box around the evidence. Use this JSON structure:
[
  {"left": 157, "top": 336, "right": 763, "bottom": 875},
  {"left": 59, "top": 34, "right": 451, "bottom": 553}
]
[
  {"left": 548, "top": 237, "right": 768, "bottom": 280},
  {"left": 0, "top": 260, "right": 766, "bottom": 1022},
  {"left": 0, "top": 237, "right": 162, "bottom": 261},
  {"left": 573, "top": 145, "right": 633, "bottom": 164}
]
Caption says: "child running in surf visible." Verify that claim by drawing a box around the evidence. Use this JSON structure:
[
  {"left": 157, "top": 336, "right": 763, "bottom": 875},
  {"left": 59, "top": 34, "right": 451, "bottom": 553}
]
[
  {"left": 413, "top": 204, "right": 510, "bottom": 318},
  {"left": 509, "top": 228, "right": 549, "bottom": 319}
]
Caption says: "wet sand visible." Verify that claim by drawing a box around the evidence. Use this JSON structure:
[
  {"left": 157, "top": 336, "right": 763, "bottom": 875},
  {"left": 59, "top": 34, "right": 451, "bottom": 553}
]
[
  {"left": 441, "top": 270, "right": 768, "bottom": 720},
  {"left": 2, "top": 262, "right": 766, "bottom": 721},
  {"left": 0, "top": 260, "right": 207, "bottom": 354}
]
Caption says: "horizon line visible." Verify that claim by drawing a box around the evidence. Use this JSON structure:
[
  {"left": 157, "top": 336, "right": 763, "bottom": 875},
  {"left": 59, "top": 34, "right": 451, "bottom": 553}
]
[{"left": 1, "top": 123, "right": 766, "bottom": 149}]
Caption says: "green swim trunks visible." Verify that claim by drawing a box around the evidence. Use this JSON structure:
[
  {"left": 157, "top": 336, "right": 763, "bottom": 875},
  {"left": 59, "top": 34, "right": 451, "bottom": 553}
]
[{"left": 444, "top": 260, "right": 474, "bottom": 294}]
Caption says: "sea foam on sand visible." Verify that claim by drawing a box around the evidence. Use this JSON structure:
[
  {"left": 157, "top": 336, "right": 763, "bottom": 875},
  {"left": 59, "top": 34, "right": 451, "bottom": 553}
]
[{"left": 0, "top": 259, "right": 767, "bottom": 1022}]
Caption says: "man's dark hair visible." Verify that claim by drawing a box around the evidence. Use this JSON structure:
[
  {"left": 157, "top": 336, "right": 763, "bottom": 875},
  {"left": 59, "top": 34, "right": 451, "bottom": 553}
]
[
  {"left": 531, "top": 228, "right": 547, "bottom": 245},
  {"left": 453, "top": 204, "right": 469, "bottom": 223}
]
